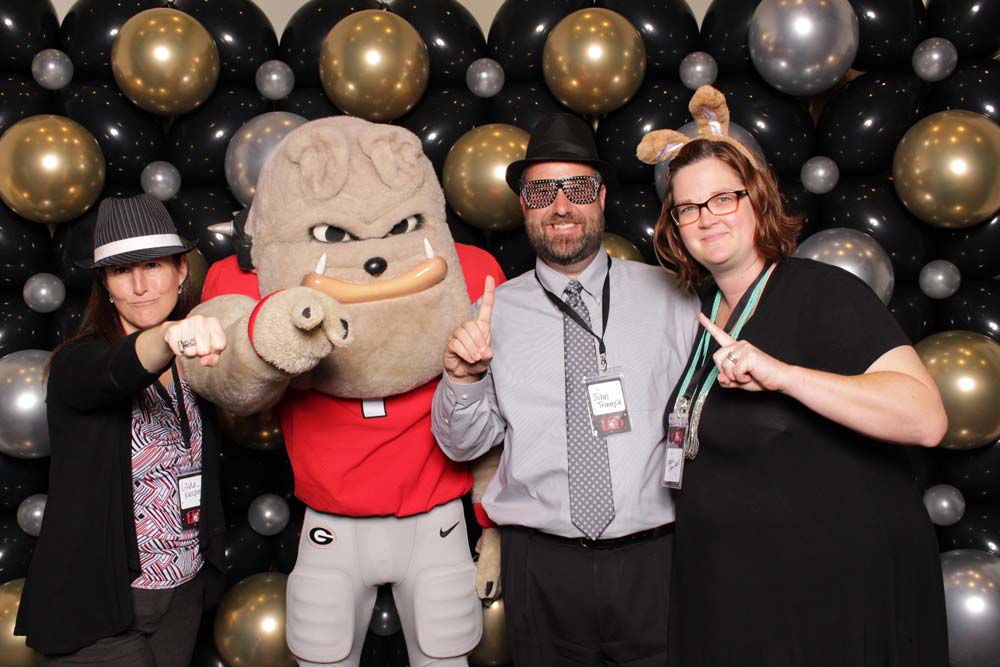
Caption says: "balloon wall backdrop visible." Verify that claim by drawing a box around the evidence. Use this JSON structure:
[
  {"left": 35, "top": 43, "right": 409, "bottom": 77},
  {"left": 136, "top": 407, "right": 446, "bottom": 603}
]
[{"left": 0, "top": 0, "right": 997, "bottom": 665}]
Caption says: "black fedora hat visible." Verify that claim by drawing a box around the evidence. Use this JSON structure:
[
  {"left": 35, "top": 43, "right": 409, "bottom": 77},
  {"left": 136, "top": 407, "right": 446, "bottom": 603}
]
[
  {"left": 77, "top": 194, "right": 195, "bottom": 269},
  {"left": 505, "top": 113, "right": 611, "bottom": 194}
]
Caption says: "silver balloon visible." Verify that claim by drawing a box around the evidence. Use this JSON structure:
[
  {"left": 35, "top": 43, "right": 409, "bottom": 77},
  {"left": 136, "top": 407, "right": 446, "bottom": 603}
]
[
  {"left": 466, "top": 58, "right": 505, "bottom": 99},
  {"left": 749, "top": 0, "right": 860, "bottom": 96},
  {"left": 794, "top": 228, "right": 894, "bottom": 304},
  {"left": 654, "top": 121, "right": 766, "bottom": 201},
  {"left": 800, "top": 156, "right": 840, "bottom": 194},
  {"left": 941, "top": 549, "right": 1000, "bottom": 666},
  {"left": 140, "top": 161, "right": 181, "bottom": 202},
  {"left": 923, "top": 483, "right": 966, "bottom": 526},
  {"left": 919, "top": 259, "right": 962, "bottom": 300},
  {"left": 912, "top": 37, "right": 959, "bottom": 83},
  {"left": 0, "top": 350, "right": 50, "bottom": 459},
  {"left": 225, "top": 112, "right": 307, "bottom": 207},
  {"left": 369, "top": 586, "right": 401, "bottom": 637},
  {"left": 31, "top": 49, "right": 73, "bottom": 91},
  {"left": 247, "top": 493, "right": 290, "bottom": 536},
  {"left": 255, "top": 60, "right": 295, "bottom": 101},
  {"left": 679, "top": 51, "right": 719, "bottom": 90},
  {"left": 22, "top": 272, "right": 65, "bottom": 314},
  {"left": 16, "top": 493, "right": 46, "bottom": 537}
]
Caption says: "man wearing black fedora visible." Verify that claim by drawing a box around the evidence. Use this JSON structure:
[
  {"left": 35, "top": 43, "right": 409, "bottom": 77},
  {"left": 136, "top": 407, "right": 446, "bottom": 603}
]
[{"left": 432, "top": 113, "right": 699, "bottom": 665}]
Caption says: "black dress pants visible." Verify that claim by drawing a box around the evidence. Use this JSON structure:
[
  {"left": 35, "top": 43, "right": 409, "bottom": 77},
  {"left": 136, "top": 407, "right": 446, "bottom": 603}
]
[{"left": 500, "top": 525, "right": 673, "bottom": 667}]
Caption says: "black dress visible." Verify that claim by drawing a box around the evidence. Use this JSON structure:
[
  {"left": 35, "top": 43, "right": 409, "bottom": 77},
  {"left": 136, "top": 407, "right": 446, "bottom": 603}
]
[{"left": 667, "top": 259, "right": 948, "bottom": 667}]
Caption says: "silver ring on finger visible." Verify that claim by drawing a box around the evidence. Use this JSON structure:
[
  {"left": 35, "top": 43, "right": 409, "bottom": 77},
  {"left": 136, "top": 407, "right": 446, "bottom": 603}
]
[
  {"left": 725, "top": 351, "right": 738, "bottom": 364},
  {"left": 178, "top": 338, "right": 196, "bottom": 351}
]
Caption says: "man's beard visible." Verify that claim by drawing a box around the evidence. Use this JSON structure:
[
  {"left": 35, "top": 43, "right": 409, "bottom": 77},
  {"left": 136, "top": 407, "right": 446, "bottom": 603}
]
[{"left": 527, "top": 213, "right": 604, "bottom": 267}]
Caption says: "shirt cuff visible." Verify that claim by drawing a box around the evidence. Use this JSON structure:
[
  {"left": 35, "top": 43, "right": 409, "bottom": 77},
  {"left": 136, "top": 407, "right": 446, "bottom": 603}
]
[{"left": 441, "top": 370, "right": 490, "bottom": 405}]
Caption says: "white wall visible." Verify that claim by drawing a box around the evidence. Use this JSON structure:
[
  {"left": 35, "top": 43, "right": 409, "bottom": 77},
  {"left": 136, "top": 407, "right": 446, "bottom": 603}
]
[{"left": 50, "top": 0, "right": 713, "bottom": 36}]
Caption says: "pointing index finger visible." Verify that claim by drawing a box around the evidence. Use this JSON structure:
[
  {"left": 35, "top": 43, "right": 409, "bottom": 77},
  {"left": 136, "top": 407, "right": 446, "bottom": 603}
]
[
  {"left": 476, "top": 275, "right": 496, "bottom": 324},
  {"left": 698, "top": 312, "right": 735, "bottom": 346}
]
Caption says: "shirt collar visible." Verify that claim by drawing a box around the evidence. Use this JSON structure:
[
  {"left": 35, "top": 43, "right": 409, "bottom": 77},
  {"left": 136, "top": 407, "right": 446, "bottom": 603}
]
[{"left": 534, "top": 246, "right": 610, "bottom": 299}]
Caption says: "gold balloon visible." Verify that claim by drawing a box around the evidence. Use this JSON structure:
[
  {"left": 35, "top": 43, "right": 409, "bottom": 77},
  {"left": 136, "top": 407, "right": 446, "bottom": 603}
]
[
  {"left": 443, "top": 124, "right": 529, "bottom": 231},
  {"left": 111, "top": 8, "right": 220, "bottom": 115},
  {"left": 468, "top": 598, "right": 511, "bottom": 667},
  {"left": 0, "top": 114, "right": 105, "bottom": 224},
  {"left": 0, "top": 579, "right": 33, "bottom": 667},
  {"left": 184, "top": 247, "right": 209, "bottom": 302},
  {"left": 892, "top": 110, "right": 1000, "bottom": 228},
  {"left": 602, "top": 232, "right": 644, "bottom": 262},
  {"left": 916, "top": 331, "right": 1000, "bottom": 449},
  {"left": 320, "top": 10, "right": 430, "bottom": 122},
  {"left": 542, "top": 8, "right": 647, "bottom": 115},
  {"left": 217, "top": 406, "right": 285, "bottom": 451},
  {"left": 214, "top": 573, "right": 297, "bottom": 667}
]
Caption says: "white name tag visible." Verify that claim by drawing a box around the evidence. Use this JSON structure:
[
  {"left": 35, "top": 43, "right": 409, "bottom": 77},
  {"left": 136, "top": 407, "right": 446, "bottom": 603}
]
[
  {"left": 178, "top": 474, "right": 201, "bottom": 510},
  {"left": 582, "top": 367, "right": 631, "bottom": 437}
]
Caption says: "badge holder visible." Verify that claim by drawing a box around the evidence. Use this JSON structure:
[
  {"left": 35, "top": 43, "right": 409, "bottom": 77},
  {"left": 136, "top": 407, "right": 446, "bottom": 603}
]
[
  {"left": 581, "top": 366, "right": 631, "bottom": 438},
  {"left": 177, "top": 465, "right": 203, "bottom": 529},
  {"left": 663, "top": 403, "right": 688, "bottom": 489}
]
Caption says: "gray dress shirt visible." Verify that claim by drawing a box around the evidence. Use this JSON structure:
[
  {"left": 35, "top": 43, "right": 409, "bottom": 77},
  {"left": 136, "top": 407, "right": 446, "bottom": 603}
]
[{"left": 432, "top": 247, "right": 699, "bottom": 538}]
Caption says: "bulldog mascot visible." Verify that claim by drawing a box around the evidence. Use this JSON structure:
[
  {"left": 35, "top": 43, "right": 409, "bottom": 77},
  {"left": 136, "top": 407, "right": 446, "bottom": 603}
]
[{"left": 183, "top": 116, "right": 504, "bottom": 667}]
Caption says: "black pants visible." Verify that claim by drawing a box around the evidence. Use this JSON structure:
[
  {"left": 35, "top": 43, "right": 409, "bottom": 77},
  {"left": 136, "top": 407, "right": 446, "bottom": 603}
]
[
  {"left": 36, "top": 572, "right": 204, "bottom": 667},
  {"left": 500, "top": 526, "right": 673, "bottom": 667}
]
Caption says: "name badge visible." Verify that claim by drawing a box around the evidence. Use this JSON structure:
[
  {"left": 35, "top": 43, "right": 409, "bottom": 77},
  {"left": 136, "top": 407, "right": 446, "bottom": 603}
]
[
  {"left": 582, "top": 367, "right": 631, "bottom": 437},
  {"left": 177, "top": 470, "right": 202, "bottom": 528},
  {"left": 662, "top": 411, "right": 687, "bottom": 489}
]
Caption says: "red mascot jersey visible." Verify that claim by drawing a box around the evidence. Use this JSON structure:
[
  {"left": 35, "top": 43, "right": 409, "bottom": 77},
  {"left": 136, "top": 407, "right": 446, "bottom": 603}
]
[{"left": 201, "top": 244, "right": 505, "bottom": 518}]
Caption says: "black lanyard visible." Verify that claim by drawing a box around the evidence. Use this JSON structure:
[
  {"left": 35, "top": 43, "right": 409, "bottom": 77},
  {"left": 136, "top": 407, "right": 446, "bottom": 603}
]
[
  {"left": 152, "top": 362, "right": 192, "bottom": 450},
  {"left": 535, "top": 255, "right": 612, "bottom": 370}
]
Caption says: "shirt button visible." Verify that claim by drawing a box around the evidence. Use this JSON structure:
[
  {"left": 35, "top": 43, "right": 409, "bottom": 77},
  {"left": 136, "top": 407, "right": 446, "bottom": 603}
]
[
  {"left": 444, "top": 418, "right": 450, "bottom": 424},
  {"left": 461, "top": 393, "right": 469, "bottom": 400}
]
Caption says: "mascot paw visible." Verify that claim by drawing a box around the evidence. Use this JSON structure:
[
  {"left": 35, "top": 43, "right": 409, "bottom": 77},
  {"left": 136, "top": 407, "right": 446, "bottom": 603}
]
[
  {"left": 474, "top": 527, "right": 502, "bottom": 600},
  {"left": 251, "top": 286, "right": 353, "bottom": 375}
]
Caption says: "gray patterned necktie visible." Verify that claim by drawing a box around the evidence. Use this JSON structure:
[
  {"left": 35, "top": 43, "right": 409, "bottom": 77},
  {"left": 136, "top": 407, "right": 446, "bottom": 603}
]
[{"left": 562, "top": 280, "right": 615, "bottom": 539}]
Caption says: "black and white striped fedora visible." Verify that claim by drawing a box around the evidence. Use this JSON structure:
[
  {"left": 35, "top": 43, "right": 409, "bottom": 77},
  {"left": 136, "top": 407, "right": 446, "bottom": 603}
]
[{"left": 78, "top": 194, "right": 195, "bottom": 268}]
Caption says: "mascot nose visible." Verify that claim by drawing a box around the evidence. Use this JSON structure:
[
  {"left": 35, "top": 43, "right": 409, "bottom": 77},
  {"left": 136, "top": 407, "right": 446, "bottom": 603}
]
[{"left": 364, "top": 257, "right": 388, "bottom": 276}]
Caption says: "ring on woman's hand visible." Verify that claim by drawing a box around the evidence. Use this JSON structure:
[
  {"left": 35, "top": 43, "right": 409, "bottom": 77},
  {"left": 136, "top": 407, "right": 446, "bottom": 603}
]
[
  {"left": 725, "top": 351, "right": 738, "bottom": 364},
  {"left": 177, "top": 338, "right": 195, "bottom": 351}
]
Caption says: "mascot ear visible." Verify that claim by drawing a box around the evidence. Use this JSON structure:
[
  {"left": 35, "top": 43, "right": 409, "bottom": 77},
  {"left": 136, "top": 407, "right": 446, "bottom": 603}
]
[
  {"left": 283, "top": 124, "right": 351, "bottom": 201},
  {"left": 636, "top": 129, "right": 691, "bottom": 165},
  {"left": 358, "top": 124, "right": 426, "bottom": 192},
  {"left": 689, "top": 85, "right": 731, "bottom": 138}
]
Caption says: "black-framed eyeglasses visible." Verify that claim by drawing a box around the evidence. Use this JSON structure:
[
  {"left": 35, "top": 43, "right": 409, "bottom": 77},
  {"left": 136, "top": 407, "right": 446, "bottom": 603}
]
[
  {"left": 669, "top": 190, "right": 748, "bottom": 226},
  {"left": 521, "top": 175, "right": 603, "bottom": 210}
]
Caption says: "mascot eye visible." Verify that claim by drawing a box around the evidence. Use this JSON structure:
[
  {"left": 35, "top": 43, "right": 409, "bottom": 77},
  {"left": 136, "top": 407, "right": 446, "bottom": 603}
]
[
  {"left": 311, "top": 225, "right": 357, "bottom": 243},
  {"left": 387, "top": 215, "right": 422, "bottom": 237}
]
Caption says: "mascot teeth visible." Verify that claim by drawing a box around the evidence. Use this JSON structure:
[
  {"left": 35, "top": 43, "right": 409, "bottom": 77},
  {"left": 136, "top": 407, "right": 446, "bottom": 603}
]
[
  {"left": 424, "top": 238, "right": 434, "bottom": 259},
  {"left": 315, "top": 253, "right": 328, "bottom": 275}
]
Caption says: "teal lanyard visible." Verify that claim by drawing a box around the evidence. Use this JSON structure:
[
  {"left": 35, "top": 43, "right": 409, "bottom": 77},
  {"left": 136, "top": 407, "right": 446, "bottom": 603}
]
[{"left": 673, "top": 264, "right": 773, "bottom": 414}]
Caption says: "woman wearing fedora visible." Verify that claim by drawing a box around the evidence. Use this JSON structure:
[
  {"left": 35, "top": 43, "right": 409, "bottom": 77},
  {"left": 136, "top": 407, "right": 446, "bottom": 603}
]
[{"left": 15, "top": 194, "right": 229, "bottom": 667}]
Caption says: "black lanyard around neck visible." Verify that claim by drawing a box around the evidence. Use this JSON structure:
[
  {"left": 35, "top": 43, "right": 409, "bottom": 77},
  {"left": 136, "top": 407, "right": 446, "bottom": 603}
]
[
  {"left": 153, "top": 362, "right": 192, "bottom": 450},
  {"left": 535, "top": 255, "right": 613, "bottom": 370}
]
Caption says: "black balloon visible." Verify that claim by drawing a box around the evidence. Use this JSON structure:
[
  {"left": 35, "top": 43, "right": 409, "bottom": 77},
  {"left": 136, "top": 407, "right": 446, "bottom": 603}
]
[
  {"left": 939, "top": 211, "right": 1000, "bottom": 279},
  {"left": 278, "top": 86, "right": 343, "bottom": 120},
  {"left": 273, "top": 498, "right": 305, "bottom": 574},
  {"left": 0, "top": 74, "right": 54, "bottom": 136},
  {"left": 60, "top": 80, "right": 166, "bottom": 185},
  {"left": 488, "top": 81, "right": 573, "bottom": 133},
  {"left": 224, "top": 518, "right": 274, "bottom": 587},
  {"left": 487, "top": 228, "right": 535, "bottom": 279},
  {"left": 446, "top": 208, "right": 487, "bottom": 250},
  {"left": 937, "top": 500, "right": 1000, "bottom": 556},
  {"left": 0, "top": 293, "right": 52, "bottom": 357},
  {"left": 50, "top": 291, "right": 90, "bottom": 344},
  {"left": 819, "top": 176, "right": 928, "bottom": 280},
  {"left": 938, "top": 280, "right": 1000, "bottom": 345},
  {"left": 925, "top": 0, "right": 1000, "bottom": 60},
  {"left": 397, "top": 86, "right": 488, "bottom": 177},
  {"left": 59, "top": 0, "right": 163, "bottom": 80},
  {"left": 888, "top": 284, "right": 935, "bottom": 343},
  {"left": 935, "top": 439, "right": 1000, "bottom": 501},
  {"left": 849, "top": 0, "right": 926, "bottom": 71},
  {"left": 166, "top": 187, "right": 240, "bottom": 264},
  {"left": 0, "top": 0, "right": 58, "bottom": 75},
  {"left": 167, "top": 85, "right": 269, "bottom": 187},
  {"left": 279, "top": 0, "right": 382, "bottom": 88},
  {"left": 0, "top": 203, "right": 53, "bottom": 291},
  {"left": 603, "top": 183, "right": 662, "bottom": 264},
  {"left": 715, "top": 74, "right": 815, "bottom": 177},
  {"left": 172, "top": 0, "right": 278, "bottom": 84},
  {"left": 699, "top": 0, "right": 759, "bottom": 73},
  {"left": 0, "top": 514, "right": 33, "bottom": 584},
  {"left": 817, "top": 72, "right": 923, "bottom": 177},
  {"left": 927, "top": 60, "right": 1000, "bottom": 124},
  {"left": 776, "top": 179, "right": 818, "bottom": 241},
  {"left": 597, "top": 78, "right": 690, "bottom": 184},
  {"left": 387, "top": 0, "right": 486, "bottom": 85},
  {"left": 487, "top": 0, "right": 590, "bottom": 83},
  {"left": 596, "top": 0, "right": 699, "bottom": 77},
  {"left": 0, "top": 454, "right": 48, "bottom": 512}
]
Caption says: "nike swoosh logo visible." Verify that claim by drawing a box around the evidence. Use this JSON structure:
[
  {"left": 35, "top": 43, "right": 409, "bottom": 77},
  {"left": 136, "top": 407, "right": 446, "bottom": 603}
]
[{"left": 439, "top": 521, "right": 460, "bottom": 538}]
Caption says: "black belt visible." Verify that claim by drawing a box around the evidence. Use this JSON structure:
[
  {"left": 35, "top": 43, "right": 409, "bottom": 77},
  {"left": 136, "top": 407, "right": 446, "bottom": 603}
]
[{"left": 522, "top": 524, "right": 673, "bottom": 550}]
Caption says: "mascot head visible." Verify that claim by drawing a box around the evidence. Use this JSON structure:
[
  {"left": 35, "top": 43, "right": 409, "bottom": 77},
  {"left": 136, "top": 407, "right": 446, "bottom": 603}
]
[{"left": 246, "top": 117, "right": 469, "bottom": 398}]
